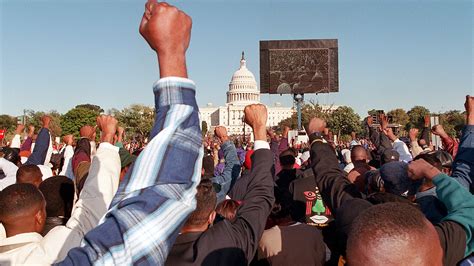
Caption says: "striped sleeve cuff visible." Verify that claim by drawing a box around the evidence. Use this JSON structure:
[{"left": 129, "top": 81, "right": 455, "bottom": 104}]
[{"left": 153, "top": 77, "right": 196, "bottom": 107}]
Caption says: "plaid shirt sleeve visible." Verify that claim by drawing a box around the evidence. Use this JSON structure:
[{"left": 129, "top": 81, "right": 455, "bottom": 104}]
[{"left": 58, "top": 77, "right": 203, "bottom": 265}]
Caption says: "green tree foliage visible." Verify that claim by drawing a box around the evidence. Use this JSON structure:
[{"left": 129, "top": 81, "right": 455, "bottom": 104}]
[
  {"left": 407, "top": 106, "right": 430, "bottom": 130},
  {"left": 278, "top": 103, "right": 361, "bottom": 136},
  {"left": 75, "top": 104, "right": 104, "bottom": 113},
  {"left": 387, "top": 108, "right": 409, "bottom": 128},
  {"left": 61, "top": 107, "right": 100, "bottom": 137},
  {"left": 439, "top": 110, "right": 465, "bottom": 137},
  {"left": 0, "top": 115, "right": 17, "bottom": 133},
  {"left": 25, "top": 110, "right": 62, "bottom": 138},
  {"left": 278, "top": 102, "right": 330, "bottom": 130},
  {"left": 327, "top": 106, "right": 362, "bottom": 136},
  {"left": 113, "top": 104, "right": 155, "bottom": 138}
]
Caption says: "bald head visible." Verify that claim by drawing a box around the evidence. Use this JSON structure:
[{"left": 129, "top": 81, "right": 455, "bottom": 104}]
[
  {"left": 351, "top": 145, "right": 368, "bottom": 163},
  {"left": 16, "top": 164, "right": 43, "bottom": 187},
  {"left": 347, "top": 203, "right": 443, "bottom": 266},
  {"left": 0, "top": 183, "right": 46, "bottom": 236}
]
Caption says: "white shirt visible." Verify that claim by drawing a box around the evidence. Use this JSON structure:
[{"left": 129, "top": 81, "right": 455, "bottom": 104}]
[
  {"left": 9, "top": 134, "right": 21, "bottom": 149},
  {"left": 392, "top": 139, "right": 413, "bottom": 163},
  {"left": 0, "top": 158, "right": 18, "bottom": 191},
  {"left": 0, "top": 142, "right": 120, "bottom": 264},
  {"left": 59, "top": 145, "right": 74, "bottom": 176}
]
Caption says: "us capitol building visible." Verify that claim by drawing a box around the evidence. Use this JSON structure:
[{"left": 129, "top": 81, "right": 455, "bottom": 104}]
[{"left": 199, "top": 52, "right": 336, "bottom": 135}]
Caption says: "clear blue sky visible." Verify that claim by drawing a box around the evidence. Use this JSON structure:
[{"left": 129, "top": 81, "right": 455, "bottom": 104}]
[{"left": 1, "top": 0, "right": 472, "bottom": 117}]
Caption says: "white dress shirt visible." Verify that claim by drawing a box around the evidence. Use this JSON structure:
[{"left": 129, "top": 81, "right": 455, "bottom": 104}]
[
  {"left": 0, "top": 142, "right": 120, "bottom": 265},
  {"left": 0, "top": 158, "right": 18, "bottom": 191},
  {"left": 59, "top": 145, "right": 74, "bottom": 176}
]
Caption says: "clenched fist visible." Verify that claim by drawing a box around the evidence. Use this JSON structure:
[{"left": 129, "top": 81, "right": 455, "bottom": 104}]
[
  {"left": 244, "top": 104, "right": 267, "bottom": 141},
  {"left": 28, "top": 125, "right": 35, "bottom": 137},
  {"left": 63, "top": 135, "right": 74, "bottom": 146},
  {"left": 409, "top": 128, "right": 419, "bottom": 142},
  {"left": 407, "top": 158, "right": 441, "bottom": 181},
  {"left": 139, "top": 0, "right": 191, "bottom": 78},
  {"left": 214, "top": 126, "right": 229, "bottom": 143},
  {"left": 96, "top": 115, "right": 118, "bottom": 144},
  {"left": 80, "top": 125, "right": 95, "bottom": 140},
  {"left": 465, "top": 95, "right": 474, "bottom": 125},
  {"left": 41, "top": 115, "right": 51, "bottom": 129},
  {"left": 431, "top": 125, "right": 447, "bottom": 138},
  {"left": 15, "top": 124, "right": 25, "bottom": 135}
]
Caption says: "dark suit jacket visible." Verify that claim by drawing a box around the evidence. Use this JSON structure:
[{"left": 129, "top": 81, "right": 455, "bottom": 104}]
[{"left": 166, "top": 149, "right": 275, "bottom": 265}]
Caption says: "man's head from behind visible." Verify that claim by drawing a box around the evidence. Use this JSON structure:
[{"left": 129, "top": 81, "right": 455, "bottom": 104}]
[
  {"left": 182, "top": 178, "right": 217, "bottom": 232},
  {"left": 39, "top": 176, "right": 74, "bottom": 218},
  {"left": 202, "top": 155, "right": 215, "bottom": 178},
  {"left": 0, "top": 183, "right": 46, "bottom": 237},
  {"left": 279, "top": 149, "right": 296, "bottom": 169},
  {"left": 347, "top": 202, "right": 443, "bottom": 266},
  {"left": 16, "top": 164, "right": 42, "bottom": 187},
  {"left": 351, "top": 145, "right": 368, "bottom": 164}
]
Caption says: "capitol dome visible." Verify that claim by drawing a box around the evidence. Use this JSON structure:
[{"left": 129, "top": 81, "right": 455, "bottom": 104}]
[{"left": 227, "top": 52, "right": 260, "bottom": 105}]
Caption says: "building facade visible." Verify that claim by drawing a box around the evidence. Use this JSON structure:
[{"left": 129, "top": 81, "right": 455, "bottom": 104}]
[{"left": 199, "top": 53, "right": 295, "bottom": 135}]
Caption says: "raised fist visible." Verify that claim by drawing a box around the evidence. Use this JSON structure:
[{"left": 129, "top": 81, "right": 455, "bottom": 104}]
[
  {"left": 214, "top": 126, "right": 229, "bottom": 142},
  {"left": 379, "top": 114, "right": 388, "bottom": 130},
  {"left": 41, "top": 115, "right": 51, "bottom": 129},
  {"left": 244, "top": 104, "right": 267, "bottom": 140},
  {"left": 96, "top": 115, "right": 118, "bottom": 144},
  {"left": 63, "top": 135, "right": 74, "bottom": 146},
  {"left": 366, "top": 116, "right": 373, "bottom": 127},
  {"left": 424, "top": 115, "right": 431, "bottom": 128},
  {"left": 139, "top": 1, "right": 191, "bottom": 59},
  {"left": 465, "top": 95, "right": 474, "bottom": 125},
  {"left": 431, "top": 125, "right": 447, "bottom": 137},
  {"left": 307, "top": 117, "right": 326, "bottom": 135},
  {"left": 80, "top": 125, "right": 95, "bottom": 140},
  {"left": 28, "top": 125, "right": 35, "bottom": 137},
  {"left": 407, "top": 158, "right": 441, "bottom": 181},
  {"left": 409, "top": 128, "right": 419, "bottom": 142},
  {"left": 282, "top": 126, "right": 290, "bottom": 138},
  {"left": 15, "top": 124, "right": 25, "bottom": 134}
]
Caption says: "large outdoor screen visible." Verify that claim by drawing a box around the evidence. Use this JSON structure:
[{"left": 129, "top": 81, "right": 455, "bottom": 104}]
[{"left": 260, "top": 39, "right": 339, "bottom": 94}]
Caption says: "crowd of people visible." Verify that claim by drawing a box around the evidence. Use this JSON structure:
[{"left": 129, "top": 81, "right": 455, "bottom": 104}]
[{"left": 0, "top": 1, "right": 473, "bottom": 265}]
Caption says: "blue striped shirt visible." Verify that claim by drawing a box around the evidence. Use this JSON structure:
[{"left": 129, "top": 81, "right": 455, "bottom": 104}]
[{"left": 59, "top": 77, "right": 203, "bottom": 265}]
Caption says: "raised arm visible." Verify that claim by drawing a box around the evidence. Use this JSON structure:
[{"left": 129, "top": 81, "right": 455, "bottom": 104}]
[
  {"left": 450, "top": 95, "right": 474, "bottom": 192},
  {"left": 211, "top": 126, "right": 241, "bottom": 203},
  {"left": 9, "top": 124, "right": 24, "bottom": 149},
  {"left": 25, "top": 116, "right": 51, "bottom": 166},
  {"left": 409, "top": 128, "right": 423, "bottom": 157},
  {"left": 408, "top": 158, "right": 474, "bottom": 257},
  {"left": 53, "top": 116, "right": 121, "bottom": 261},
  {"left": 60, "top": 2, "right": 200, "bottom": 264},
  {"left": 432, "top": 124, "right": 458, "bottom": 158},
  {"left": 307, "top": 117, "right": 362, "bottom": 215},
  {"left": 213, "top": 104, "right": 274, "bottom": 262}
]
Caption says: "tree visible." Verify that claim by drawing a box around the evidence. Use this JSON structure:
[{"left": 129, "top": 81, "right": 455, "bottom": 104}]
[
  {"left": 201, "top": 121, "right": 208, "bottom": 137},
  {"left": 439, "top": 110, "right": 465, "bottom": 137},
  {"left": 407, "top": 106, "right": 430, "bottom": 130},
  {"left": 113, "top": 104, "right": 155, "bottom": 139},
  {"left": 278, "top": 102, "right": 330, "bottom": 130},
  {"left": 327, "top": 106, "right": 362, "bottom": 136},
  {"left": 75, "top": 104, "right": 104, "bottom": 113},
  {"left": 0, "top": 115, "right": 17, "bottom": 132},
  {"left": 387, "top": 108, "right": 409, "bottom": 128},
  {"left": 25, "top": 110, "right": 62, "bottom": 138},
  {"left": 61, "top": 107, "right": 100, "bottom": 137}
]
